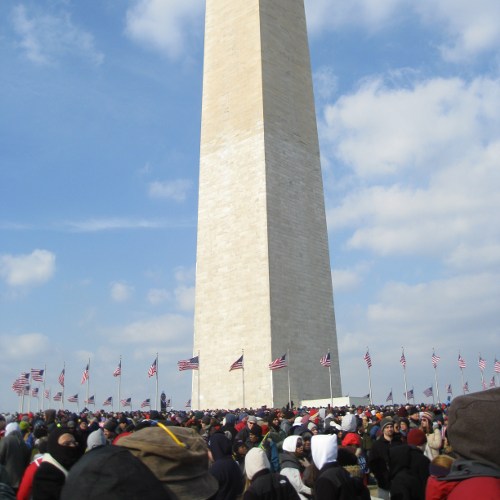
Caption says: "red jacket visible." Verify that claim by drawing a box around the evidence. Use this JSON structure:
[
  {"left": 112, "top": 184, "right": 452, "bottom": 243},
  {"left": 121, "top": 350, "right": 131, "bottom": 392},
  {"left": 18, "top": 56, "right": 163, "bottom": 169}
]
[
  {"left": 426, "top": 477, "right": 500, "bottom": 500},
  {"left": 16, "top": 456, "right": 43, "bottom": 500}
]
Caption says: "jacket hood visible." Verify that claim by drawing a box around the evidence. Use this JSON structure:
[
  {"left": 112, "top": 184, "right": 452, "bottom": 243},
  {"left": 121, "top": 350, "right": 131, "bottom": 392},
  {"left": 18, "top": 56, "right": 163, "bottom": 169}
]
[
  {"left": 311, "top": 434, "right": 338, "bottom": 470},
  {"left": 208, "top": 432, "right": 232, "bottom": 460},
  {"left": 245, "top": 448, "right": 270, "bottom": 480}
]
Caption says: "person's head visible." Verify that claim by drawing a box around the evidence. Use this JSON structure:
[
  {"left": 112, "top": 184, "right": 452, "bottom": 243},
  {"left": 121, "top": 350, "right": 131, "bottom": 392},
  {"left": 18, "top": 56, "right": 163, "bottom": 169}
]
[
  {"left": 311, "top": 434, "right": 338, "bottom": 470},
  {"left": 407, "top": 429, "right": 427, "bottom": 451},
  {"left": 48, "top": 427, "right": 82, "bottom": 470},
  {"left": 102, "top": 419, "right": 117, "bottom": 440},
  {"left": 233, "top": 439, "right": 248, "bottom": 458},
  {"left": 283, "top": 435, "right": 304, "bottom": 457},
  {"left": 380, "top": 417, "right": 394, "bottom": 441},
  {"left": 447, "top": 387, "right": 500, "bottom": 469},
  {"left": 408, "top": 407, "right": 420, "bottom": 422},
  {"left": 429, "top": 454, "right": 455, "bottom": 478},
  {"left": 245, "top": 448, "right": 270, "bottom": 481},
  {"left": 420, "top": 412, "right": 434, "bottom": 433},
  {"left": 79, "top": 420, "right": 88, "bottom": 431},
  {"left": 246, "top": 415, "right": 258, "bottom": 430},
  {"left": 399, "top": 418, "right": 409, "bottom": 434},
  {"left": 248, "top": 423, "right": 262, "bottom": 444}
]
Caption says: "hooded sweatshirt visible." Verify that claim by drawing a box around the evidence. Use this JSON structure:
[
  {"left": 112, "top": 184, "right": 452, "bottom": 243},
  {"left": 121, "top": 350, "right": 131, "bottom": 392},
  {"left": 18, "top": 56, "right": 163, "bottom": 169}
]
[
  {"left": 280, "top": 436, "right": 311, "bottom": 500},
  {"left": 0, "top": 422, "right": 31, "bottom": 489},
  {"left": 209, "top": 432, "right": 244, "bottom": 500}
]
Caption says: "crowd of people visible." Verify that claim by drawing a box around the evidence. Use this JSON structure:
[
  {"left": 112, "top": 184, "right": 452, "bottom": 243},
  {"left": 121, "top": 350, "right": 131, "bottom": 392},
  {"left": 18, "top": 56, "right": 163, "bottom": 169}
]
[{"left": 0, "top": 387, "right": 498, "bottom": 499}]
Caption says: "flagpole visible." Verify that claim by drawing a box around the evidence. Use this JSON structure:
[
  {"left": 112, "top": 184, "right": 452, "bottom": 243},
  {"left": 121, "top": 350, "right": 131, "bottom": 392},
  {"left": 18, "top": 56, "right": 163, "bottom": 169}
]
[
  {"left": 366, "top": 347, "right": 373, "bottom": 405},
  {"left": 62, "top": 362, "right": 65, "bottom": 411},
  {"left": 479, "top": 353, "right": 485, "bottom": 390},
  {"left": 434, "top": 364, "right": 441, "bottom": 404},
  {"left": 86, "top": 358, "right": 90, "bottom": 408},
  {"left": 328, "top": 348, "right": 333, "bottom": 407},
  {"left": 117, "top": 356, "right": 122, "bottom": 414},
  {"left": 42, "top": 364, "right": 47, "bottom": 412},
  {"left": 402, "top": 347, "right": 409, "bottom": 404},
  {"left": 241, "top": 349, "right": 245, "bottom": 409},
  {"left": 155, "top": 352, "right": 159, "bottom": 411},
  {"left": 287, "top": 347, "right": 291, "bottom": 409},
  {"left": 27, "top": 371, "right": 31, "bottom": 414}
]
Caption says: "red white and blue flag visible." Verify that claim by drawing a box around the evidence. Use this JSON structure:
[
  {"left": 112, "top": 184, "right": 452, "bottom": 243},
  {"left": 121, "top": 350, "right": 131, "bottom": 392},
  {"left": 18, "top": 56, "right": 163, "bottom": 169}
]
[
  {"left": 404, "top": 389, "right": 414, "bottom": 400},
  {"left": 32, "top": 387, "right": 39, "bottom": 397},
  {"left": 178, "top": 356, "right": 199, "bottom": 371},
  {"left": 320, "top": 352, "right": 331, "bottom": 367},
  {"left": 103, "top": 396, "right": 113, "bottom": 406},
  {"left": 113, "top": 360, "right": 121, "bottom": 377},
  {"left": 269, "top": 354, "right": 287, "bottom": 370},
  {"left": 53, "top": 392, "right": 62, "bottom": 401},
  {"left": 400, "top": 352, "right": 407, "bottom": 368},
  {"left": 85, "top": 395, "right": 95, "bottom": 405},
  {"left": 463, "top": 381, "right": 469, "bottom": 392},
  {"left": 44, "top": 389, "right": 50, "bottom": 399},
  {"left": 31, "top": 368, "right": 45, "bottom": 382},
  {"left": 364, "top": 351, "right": 372, "bottom": 368},
  {"left": 386, "top": 391, "right": 393, "bottom": 402},
  {"left": 141, "top": 398, "right": 151, "bottom": 408},
  {"left": 58, "top": 369, "right": 65, "bottom": 387},
  {"left": 185, "top": 399, "right": 191, "bottom": 407},
  {"left": 478, "top": 356, "right": 486, "bottom": 371},
  {"left": 148, "top": 358, "right": 158, "bottom": 377},
  {"left": 458, "top": 354, "right": 466, "bottom": 369},
  {"left": 121, "top": 397, "right": 131, "bottom": 407},
  {"left": 229, "top": 355, "right": 244, "bottom": 371},
  {"left": 495, "top": 358, "right": 500, "bottom": 373},
  {"left": 12, "top": 372, "right": 29, "bottom": 393},
  {"left": 432, "top": 352, "right": 441, "bottom": 369},
  {"left": 423, "top": 386, "right": 433, "bottom": 397},
  {"left": 81, "top": 364, "right": 89, "bottom": 384},
  {"left": 68, "top": 394, "right": 79, "bottom": 403},
  {"left": 490, "top": 377, "right": 496, "bottom": 388}
]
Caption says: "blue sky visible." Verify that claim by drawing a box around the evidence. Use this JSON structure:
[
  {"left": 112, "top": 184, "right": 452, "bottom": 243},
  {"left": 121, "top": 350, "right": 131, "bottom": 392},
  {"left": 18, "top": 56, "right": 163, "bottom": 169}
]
[{"left": 1, "top": 0, "right": 500, "bottom": 412}]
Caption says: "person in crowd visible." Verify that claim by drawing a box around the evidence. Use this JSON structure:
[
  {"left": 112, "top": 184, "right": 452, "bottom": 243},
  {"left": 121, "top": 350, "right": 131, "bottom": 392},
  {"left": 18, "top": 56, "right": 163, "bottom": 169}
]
[
  {"left": 425, "top": 454, "right": 455, "bottom": 499},
  {"left": 420, "top": 412, "right": 442, "bottom": 460},
  {"left": 368, "top": 416, "right": 403, "bottom": 499},
  {"left": 102, "top": 419, "right": 118, "bottom": 443},
  {"left": 32, "top": 427, "right": 83, "bottom": 499},
  {"left": 208, "top": 432, "right": 244, "bottom": 500},
  {"left": 279, "top": 436, "right": 312, "bottom": 499},
  {"left": 243, "top": 447, "right": 299, "bottom": 499},
  {"left": 408, "top": 408, "right": 420, "bottom": 429},
  {"left": 0, "top": 422, "right": 30, "bottom": 493}
]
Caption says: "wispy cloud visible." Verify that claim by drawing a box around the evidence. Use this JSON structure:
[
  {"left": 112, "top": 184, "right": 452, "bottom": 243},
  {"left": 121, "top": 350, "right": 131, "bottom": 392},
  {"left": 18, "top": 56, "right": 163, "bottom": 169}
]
[
  {"left": 148, "top": 179, "right": 192, "bottom": 202},
  {"left": 125, "top": 0, "right": 204, "bottom": 60},
  {"left": 0, "top": 249, "right": 55, "bottom": 287},
  {"left": 0, "top": 333, "right": 50, "bottom": 360},
  {"left": 64, "top": 217, "right": 194, "bottom": 232},
  {"left": 11, "top": 5, "right": 104, "bottom": 66},
  {"left": 110, "top": 282, "right": 134, "bottom": 302}
]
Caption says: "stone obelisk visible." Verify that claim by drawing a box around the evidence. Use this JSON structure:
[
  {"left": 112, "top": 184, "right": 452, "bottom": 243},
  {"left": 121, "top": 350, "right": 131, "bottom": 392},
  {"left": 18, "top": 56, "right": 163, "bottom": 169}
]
[{"left": 193, "top": 0, "right": 342, "bottom": 409}]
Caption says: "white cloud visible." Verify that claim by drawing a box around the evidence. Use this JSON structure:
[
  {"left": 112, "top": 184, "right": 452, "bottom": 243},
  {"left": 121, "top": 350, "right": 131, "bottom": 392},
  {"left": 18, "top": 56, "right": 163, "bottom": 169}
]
[
  {"left": 148, "top": 179, "right": 192, "bottom": 202},
  {"left": 125, "top": 0, "right": 204, "bottom": 60},
  {"left": 11, "top": 5, "right": 104, "bottom": 66},
  {"left": 305, "top": 0, "right": 404, "bottom": 35},
  {"left": 332, "top": 267, "right": 362, "bottom": 292},
  {"left": 147, "top": 288, "right": 170, "bottom": 305},
  {"left": 0, "top": 333, "right": 50, "bottom": 361},
  {"left": 313, "top": 66, "right": 339, "bottom": 102},
  {"left": 175, "top": 285, "right": 195, "bottom": 312},
  {"left": 65, "top": 217, "right": 193, "bottom": 232},
  {"left": 174, "top": 266, "right": 195, "bottom": 284},
  {"left": 415, "top": 0, "right": 500, "bottom": 62},
  {"left": 115, "top": 314, "right": 192, "bottom": 343},
  {"left": 110, "top": 282, "right": 134, "bottom": 302},
  {"left": 0, "top": 249, "right": 55, "bottom": 287}
]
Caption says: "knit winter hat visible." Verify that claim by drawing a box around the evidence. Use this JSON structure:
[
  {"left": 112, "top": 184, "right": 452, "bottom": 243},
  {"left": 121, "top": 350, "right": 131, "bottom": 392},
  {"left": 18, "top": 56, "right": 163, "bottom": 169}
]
[
  {"left": 86, "top": 429, "right": 107, "bottom": 451},
  {"left": 447, "top": 387, "right": 500, "bottom": 469},
  {"left": 379, "top": 417, "right": 394, "bottom": 431},
  {"left": 420, "top": 411, "right": 434, "bottom": 423},
  {"left": 407, "top": 429, "right": 426, "bottom": 447}
]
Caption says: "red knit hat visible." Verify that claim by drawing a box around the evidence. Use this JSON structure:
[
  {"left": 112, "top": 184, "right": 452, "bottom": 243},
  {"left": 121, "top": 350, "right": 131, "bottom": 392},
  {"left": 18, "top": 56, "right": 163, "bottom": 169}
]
[{"left": 407, "top": 429, "right": 426, "bottom": 446}]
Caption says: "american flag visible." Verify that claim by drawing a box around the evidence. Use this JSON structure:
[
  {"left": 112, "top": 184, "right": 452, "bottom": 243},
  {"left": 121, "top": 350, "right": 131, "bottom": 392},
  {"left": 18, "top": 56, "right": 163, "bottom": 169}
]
[
  {"left": 400, "top": 353, "right": 407, "bottom": 368},
  {"left": 44, "top": 389, "right": 50, "bottom": 399},
  {"left": 495, "top": 358, "right": 500, "bottom": 373},
  {"left": 463, "top": 381, "right": 469, "bottom": 392},
  {"left": 68, "top": 394, "right": 79, "bottom": 403},
  {"left": 447, "top": 384, "right": 452, "bottom": 394},
  {"left": 423, "top": 386, "right": 433, "bottom": 397},
  {"left": 81, "top": 364, "right": 89, "bottom": 384},
  {"left": 478, "top": 356, "right": 486, "bottom": 371},
  {"left": 58, "top": 368, "right": 65, "bottom": 387},
  {"left": 53, "top": 392, "right": 62, "bottom": 401},
  {"left": 432, "top": 352, "right": 441, "bottom": 368},
  {"left": 11, "top": 372, "right": 29, "bottom": 393},
  {"left": 269, "top": 354, "right": 287, "bottom": 370},
  {"left": 141, "top": 398, "right": 151, "bottom": 408},
  {"left": 363, "top": 351, "right": 372, "bottom": 368},
  {"left": 458, "top": 354, "right": 466, "bottom": 369},
  {"left": 113, "top": 360, "right": 121, "bottom": 377},
  {"left": 148, "top": 358, "right": 158, "bottom": 377},
  {"left": 386, "top": 391, "right": 393, "bottom": 402},
  {"left": 20, "top": 385, "right": 30, "bottom": 396},
  {"left": 229, "top": 355, "right": 244, "bottom": 371},
  {"left": 482, "top": 380, "right": 487, "bottom": 390},
  {"left": 32, "top": 387, "right": 39, "bottom": 397},
  {"left": 121, "top": 397, "right": 131, "bottom": 407},
  {"left": 31, "top": 368, "right": 45, "bottom": 382},
  {"left": 178, "top": 356, "right": 199, "bottom": 371},
  {"left": 103, "top": 396, "right": 113, "bottom": 406},
  {"left": 405, "top": 389, "right": 414, "bottom": 400},
  {"left": 490, "top": 377, "right": 496, "bottom": 388},
  {"left": 85, "top": 395, "right": 95, "bottom": 405},
  {"left": 185, "top": 399, "right": 191, "bottom": 407},
  {"left": 320, "top": 352, "right": 331, "bottom": 368}
]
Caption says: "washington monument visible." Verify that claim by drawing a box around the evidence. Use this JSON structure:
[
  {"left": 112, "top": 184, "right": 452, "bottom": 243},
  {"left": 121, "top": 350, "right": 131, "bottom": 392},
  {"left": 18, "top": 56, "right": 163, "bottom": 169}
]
[{"left": 192, "top": 0, "right": 342, "bottom": 409}]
